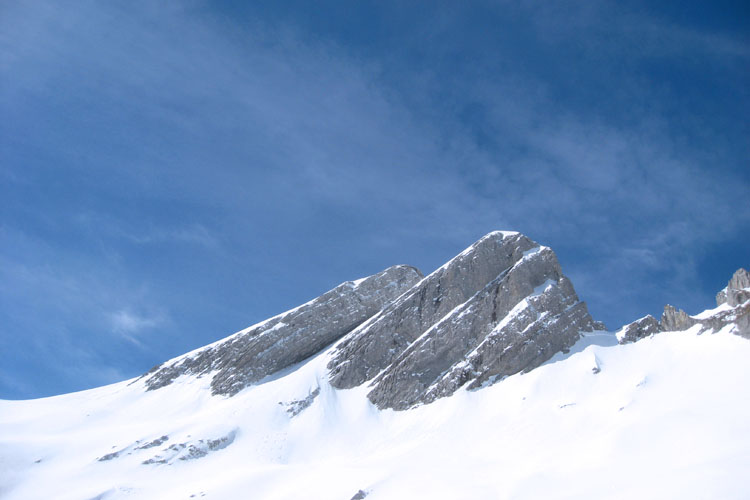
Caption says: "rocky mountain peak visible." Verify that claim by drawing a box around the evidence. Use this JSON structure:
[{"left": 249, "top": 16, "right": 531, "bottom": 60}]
[
  {"left": 328, "top": 231, "right": 540, "bottom": 388},
  {"left": 329, "top": 231, "right": 601, "bottom": 409},
  {"left": 139, "top": 231, "right": 604, "bottom": 410},
  {"left": 716, "top": 268, "right": 750, "bottom": 307}
]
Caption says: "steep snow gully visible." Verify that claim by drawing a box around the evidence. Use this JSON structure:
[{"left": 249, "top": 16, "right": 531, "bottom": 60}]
[{"left": 1, "top": 232, "right": 748, "bottom": 500}]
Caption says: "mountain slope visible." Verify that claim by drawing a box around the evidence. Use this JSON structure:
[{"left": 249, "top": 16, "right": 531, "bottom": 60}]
[
  {"left": 2, "top": 324, "right": 748, "bottom": 499},
  {"left": 0, "top": 233, "right": 748, "bottom": 500}
]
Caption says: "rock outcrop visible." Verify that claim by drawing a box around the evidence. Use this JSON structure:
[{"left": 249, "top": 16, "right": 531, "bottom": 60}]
[
  {"left": 698, "top": 302, "right": 750, "bottom": 339},
  {"left": 328, "top": 231, "right": 601, "bottom": 410},
  {"left": 716, "top": 268, "right": 750, "bottom": 307},
  {"left": 139, "top": 231, "right": 744, "bottom": 412},
  {"left": 660, "top": 304, "right": 696, "bottom": 332},
  {"left": 141, "top": 231, "right": 603, "bottom": 409},
  {"left": 616, "top": 315, "right": 661, "bottom": 344},
  {"left": 618, "top": 267, "right": 750, "bottom": 343},
  {"left": 328, "top": 232, "right": 539, "bottom": 389},
  {"left": 142, "top": 265, "right": 422, "bottom": 395}
]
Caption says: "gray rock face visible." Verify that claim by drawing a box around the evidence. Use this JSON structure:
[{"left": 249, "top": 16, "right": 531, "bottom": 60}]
[
  {"left": 328, "top": 232, "right": 538, "bottom": 389},
  {"left": 328, "top": 232, "right": 601, "bottom": 410},
  {"left": 137, "top": 230, "right": 744, "bottom": 413},
  {"left": 698, "top": 302, "right": 750, "bottom": 339},
  {"left": 660, "top": 304, "right": 696, "bottom": 332},
  {"left": 140, "top": 430, "right": 237, "bottom": 465},
  {"left": 280, "top": 387, "right": 320, "bottom": 417},
  {"left": 617, "top": 315, "right": 661, "bottom": 344},
  {"left": 142, "top": 265, "right": 422, "bottom": 396},
  {"left": 620, "top": 268, "right": 750, "bottom": 343},
  {"left": 660, "top": 269, "right": 749, "bottom": 337},
  {"left": 716, "top": 288, "right": 727, "bottom": 307},
  {"left": 717, "top": 268, "right": 750, "bottom": 307},
  {"left": 734, "top": 304, "right": 750, "bottom": 338}
]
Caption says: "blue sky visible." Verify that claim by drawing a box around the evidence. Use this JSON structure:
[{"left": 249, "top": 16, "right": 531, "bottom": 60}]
[{"left": 1, "top": 1, "right": 748, "bottom": 399}]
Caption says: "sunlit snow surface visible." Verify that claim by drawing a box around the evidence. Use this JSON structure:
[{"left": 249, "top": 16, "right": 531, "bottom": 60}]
[{"left": 2, "top": 327, "right": 749, "bottom": 499}]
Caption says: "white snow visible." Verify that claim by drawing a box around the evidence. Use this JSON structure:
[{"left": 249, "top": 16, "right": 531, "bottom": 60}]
[
  {"left": 2, "top": 323, "right": 749, "bottom": 500},
  {"left": 692, "top": 302, "right": 733, "bottom": 319}
]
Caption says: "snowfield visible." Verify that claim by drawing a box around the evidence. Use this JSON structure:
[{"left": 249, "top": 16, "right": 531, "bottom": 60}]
[{"left": 1, "top": 325, "right": 749, "bottom": 500}]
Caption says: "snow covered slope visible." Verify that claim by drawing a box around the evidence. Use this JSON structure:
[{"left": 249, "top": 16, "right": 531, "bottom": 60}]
[
  {"left": 2, "top": 325, "right": 749, "bottom": 499},
  {"left": 1, "top": 234, "right": 748, "bottom": 500}
]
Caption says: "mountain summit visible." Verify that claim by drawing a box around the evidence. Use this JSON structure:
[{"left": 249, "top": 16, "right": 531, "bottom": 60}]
[
  {"left": 142, "top": 231, "right": 602, "bottom": 410},
  {"left": 330, "top": 231, "right": 603, "bottom": 409},
  {"left": 2, "top": 232, "right": 748, "bottom": 500}
]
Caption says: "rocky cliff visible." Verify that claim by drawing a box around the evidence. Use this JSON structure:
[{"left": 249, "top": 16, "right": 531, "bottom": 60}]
[
  {"left": 141, "top": 231, "right": 604, "bottom": 410},
  {"left": 329, "top": 232, "right": 601, "bottom": 410},
  {"left": 716, "top": 268, "right": 750, "bottom": 308},
  {"left": 140, "top": 232, "right": 746, "bottom": 412},
  {"left": 617, "top": 268, "right": 750, "bottom": 343}
]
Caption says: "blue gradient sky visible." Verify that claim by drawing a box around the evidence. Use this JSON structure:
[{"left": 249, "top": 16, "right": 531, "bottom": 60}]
[{"left": 2, "top": 1, "right": 748, "bottom": 399}]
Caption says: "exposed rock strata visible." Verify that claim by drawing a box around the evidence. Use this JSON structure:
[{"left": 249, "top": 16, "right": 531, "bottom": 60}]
[
  {"left": 141, "top": 430, "right": 237, "bottom": 465},
  {"left": 328, "top": 232, "right": 601, "bottom": 410},
  {"left": 97, "top": 435, "right": 171, "bottom": 462},
  {"left": 660, "top": 304, "right": 696, "bottom": 332},
  {"left": 138, "top": 232, "right": 747, "bottom": 413},
  {"left": 700, "top": 302, "right": 750, "bottom": 339},
  {"left": 142, "top": 265, "right": 422, "bottom": 396},
  {"left": 328, "top": 232, "right": 537, "bottom": 389},
  {"left": 280, "top": 387, "right": 320, "bottom": 417},
  {"left": 616, "top": 315, "right": 661, "bottom": 344},
  {"left": 618, "top": 268, "right": 750, "bottom": 343},
  {"left": 716, "top": 268, "right": 750, "bottom": 307}
]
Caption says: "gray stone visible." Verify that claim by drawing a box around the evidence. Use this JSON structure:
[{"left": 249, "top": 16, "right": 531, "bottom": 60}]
[
  {"left": 365, "top": 245, "right": 598, "bottom": 410},
  {"left": 134, "top": 435, "right": 169, "bottom": 450},
  {"left": 97, "top": 450, "right": 122, "bottom": 462},
  {"left": 142, "top": 265, "right": 422, "bottom": 396},
  {"left": 328, "top": 232, "right": 540, "bottom": 390},
  {"left": 700, "top": 302, "right": 750, "bottom": 338},
  {"left": 717, "top": 269, "right": 750, "bottom": 307},
  {"left": 328, "top": 232, "right": 600, "bottom": 410},
  {"left": 617, "top": 315, "right": 661, "bottom": 344},
  {"left": 620, "top": 268, "right": 750, "bottom": 342},
  {"left": 142, "top": 430, "right": 237, "bottom": 465},
  {"left": 726, "top": 268, "right": 750, "bottom": 307},
  {"left": 136, "top": 231, "right": 747, "bottom": 415},
  {"left": 281, "top": 387, "right": 320, "bottom": 417},
  {"left": 735, "top": 303, "right": 750, "bottom": 338},
  {"left": 716, "top": 288, "right": 727, "bottom": 307},
  {"left": 660, "top": 304, "right": 696, "bottom": 332}
]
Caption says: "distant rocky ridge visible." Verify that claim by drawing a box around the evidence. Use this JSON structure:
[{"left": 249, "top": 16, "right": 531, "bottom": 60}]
[
  {"left": 617, "top": 268, "right": 750, "bottom": 343},
  {"left": 139, "top": 231, "right": 747, "bottom": 411},
  {"left": 141, "top": 231, "right": 605, "bottom": 410}
]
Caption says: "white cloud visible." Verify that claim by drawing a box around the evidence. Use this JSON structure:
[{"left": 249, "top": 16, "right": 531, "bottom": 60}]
[
  {"left": 109, "top": 309, "right": 161, "bottom": 333},
  {"left": 109, "top": 309, "right": 165, "bottom": 346}
]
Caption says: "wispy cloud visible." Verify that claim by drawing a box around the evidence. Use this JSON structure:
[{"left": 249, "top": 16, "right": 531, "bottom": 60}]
[
  {"left": 72, "top": 212, "right": 221, "bottom": 250},
  {"left": 109, "top": 309, "right": 167, "bottom": 346}
]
